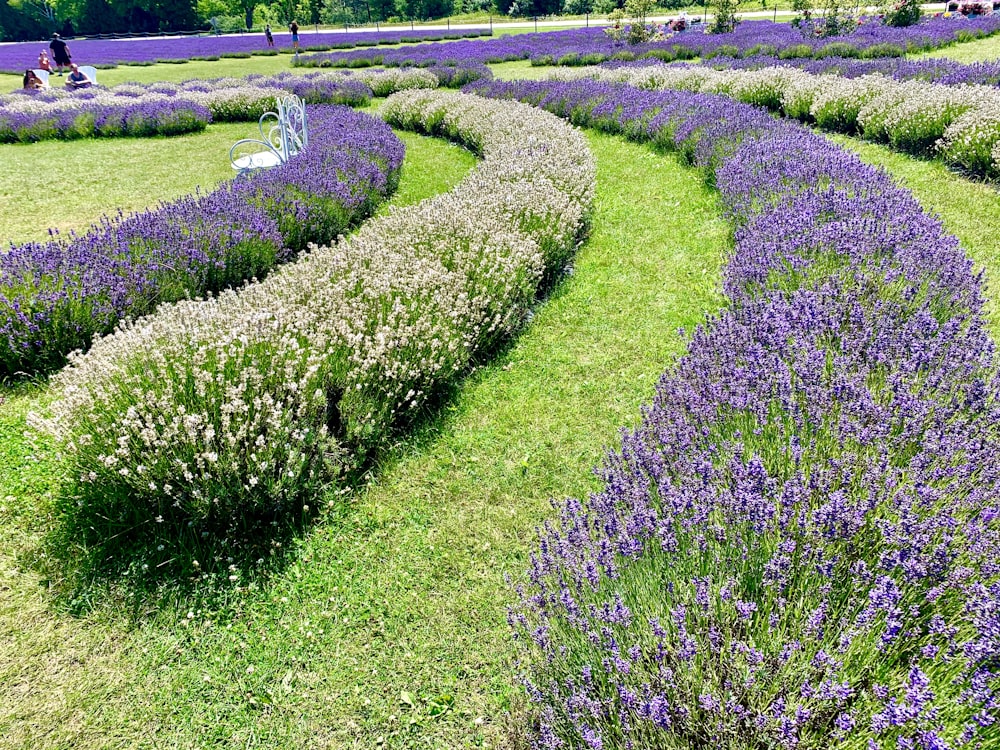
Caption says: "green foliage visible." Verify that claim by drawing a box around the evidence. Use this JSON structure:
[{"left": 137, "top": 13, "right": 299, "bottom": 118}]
[
  {"left": 709, "top": 0, "right": 739, "bottom": 33},
  {"left": 883, "top": 0, "right": 922, "bottom": 27}
]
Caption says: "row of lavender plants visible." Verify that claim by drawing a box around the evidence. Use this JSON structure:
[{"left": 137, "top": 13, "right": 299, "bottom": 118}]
[
  {"left": 1, "top": 105, "right": 404, "bottom": 376},
  {"left": 0, "top": 66, "right": 489, "bottom": 143},
  {"left": 467, "top": 77, "right": 1000, "bottom": 750},
  {"left": 0, "top": 28, "right": 492, "bottom": 74},
  {"left": 554, "top": 63, "right": 1000, "bottom": 180},
  {"left": 32, "top": 91, "right": 595, "bottom": 571},
  {"left": 671, "top": 53, "right": 1000, "bottom": 87},
  {"left": 295, "top": 18, "right": 1000, "bottom": 72}
]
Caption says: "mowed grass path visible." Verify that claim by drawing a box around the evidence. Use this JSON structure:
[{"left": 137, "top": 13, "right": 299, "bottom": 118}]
[{"left": 0, "top": 129, "right": 727, "bottom": 747}]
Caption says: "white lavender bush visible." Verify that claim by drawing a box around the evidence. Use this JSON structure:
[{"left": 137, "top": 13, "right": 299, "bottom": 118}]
[{"left": 34, "top": 91, "right": 594, "bottom": 564}]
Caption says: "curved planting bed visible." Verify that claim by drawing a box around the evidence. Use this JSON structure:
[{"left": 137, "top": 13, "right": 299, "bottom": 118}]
[
  {"left": 0, "top": 71, "right": 371, "bottom": 142},
  {"left": 35, "top": 91, "right": 594, "bottom": 572},
  {"left": 471, "top": 78, "right": 1000, "bottom": 749},
  {"left": 550, "top": 63, "right": 1000, "bottom": 180},
  {"left": 659, "top": 53, "right": 1000, "bottom": 87},
  {"left": 0, "top": 68, "right": 490, "bottom": 144},
  {"left": 1, "top": 105, "right": 403, "bottom": 376}
]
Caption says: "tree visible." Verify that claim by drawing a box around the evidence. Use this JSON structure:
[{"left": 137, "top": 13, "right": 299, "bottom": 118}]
[{"left": 709, "top": 0, "right": 738, "bottom": 32}]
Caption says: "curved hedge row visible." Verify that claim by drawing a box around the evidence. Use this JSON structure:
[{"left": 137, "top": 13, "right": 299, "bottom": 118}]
[
  {"left": 35, "top": 91, "right": 595, "bottom": 569},
  {"left": 0, "top": 71, "right": 368, "bottom": 142},
  {"left": 469, "top": 78, "right": 1000, "bottom": 750},
  {"left": 649, "top": 53, "right": 1000, "bottom": 88},
  {"left": 551, "top": 63, "right": 1000, "bottom": 180},
  {"left": 1, "top": 105, "right": 404, "bottom": 376}
]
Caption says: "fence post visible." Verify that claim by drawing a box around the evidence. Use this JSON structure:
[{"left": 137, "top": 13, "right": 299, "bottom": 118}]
[
  {"left": 586, "top": 12, "right": 589, "bottom": 26},
  {"left": 447, "top": 17, "right": 450, "bottom": 28},
  {"left": 534, "top": 15, "right": 538, "bottom": 31}
]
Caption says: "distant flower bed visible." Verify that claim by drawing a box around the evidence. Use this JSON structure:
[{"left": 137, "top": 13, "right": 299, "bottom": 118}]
[
  {"left": 35, "top": 91, "right": 595, "bottom": 574},
  {"left": 0, "top": 28, "right": 493, "bottom": 74},
  {"left": 0, "top": 105, "right": 404, "bottom": 376},
  {"left": 0, "top": 89, "right": 212, "bottom": 142},
  {"left": 655, "top": 53, "right": 1000, "bottom": 87},
  {"left": 0, "top": 68, "right": 452, "bottom": 143},
  {"left": 0, "top": 71, "right": 368, "bottom": 143},
  {"left": 295, "top": 17, "right": 1000, "bottom": 71},
  {"left": 469, "top": 76, "right": 1000, "bottom": 750},
  {"left": 552, "top": 63, "right": 1000, "bottom": 179}
]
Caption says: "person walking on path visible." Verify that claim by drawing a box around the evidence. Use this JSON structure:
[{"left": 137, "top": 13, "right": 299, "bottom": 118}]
[
  {"left": 49, "top": 33, "right": 71, "bottom": 75},
  {"left": 264, "top": 24, "right": 274, "bottom": 46},
  {"left": 289, "top": 21, "right": 300, "bottom": 52}
]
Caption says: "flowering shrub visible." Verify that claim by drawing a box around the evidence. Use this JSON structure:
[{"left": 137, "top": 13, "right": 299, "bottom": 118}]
[
  {"left": 628, "top": 52, "right": 1000, "bottom": 87},
  {"left": 885, "top": 0, "right": 923, "bottom": 27},
  {"left": 34, "top": 92, "right": 594, "bottom": 569},
  {"left": 555, "top": 63, "right": 1000, "bottom": 177},
  {"left": 469, "top": 76, "right": 1000, "bottom": 750},
  {"left": 1, "top": 106, "right": 403, "bottom": 376},
  {"left": 0, "top": 92, "right": 210, "bottom": 142}
]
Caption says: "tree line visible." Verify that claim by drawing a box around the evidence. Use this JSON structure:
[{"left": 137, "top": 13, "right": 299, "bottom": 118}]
[{"left": 0, "top": 0, "right": 693, "bottom": 41}]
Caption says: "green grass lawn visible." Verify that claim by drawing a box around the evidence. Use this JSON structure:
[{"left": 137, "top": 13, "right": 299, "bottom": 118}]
[
  {"left": 0, "top": 124, "right": 247, "bottom": 243},
  {"left": 920, "top": 31, "right": 1000, "bottom": 62}
]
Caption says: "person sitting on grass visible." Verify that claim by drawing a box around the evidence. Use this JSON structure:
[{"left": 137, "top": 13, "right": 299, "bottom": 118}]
[
  {"left": 65, "top": 63, "right": 93, "bottom": 89},
  {"left": 22, "top": 69, "right": 48, "bottom": 90},
  {"left": 37, "top": 50, "right": 53, "bottom": 73}
]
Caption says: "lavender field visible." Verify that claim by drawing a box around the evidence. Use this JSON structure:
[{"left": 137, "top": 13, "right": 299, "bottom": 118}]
[
  {"left": 2, "top": 15, "right": 1000, "bottom": 750},
  {"left": 295, "top": 16, "right": 1000, "bottom": 70},
  {"left": 0, "top": 27, "right": 491, "bottom": 74}
]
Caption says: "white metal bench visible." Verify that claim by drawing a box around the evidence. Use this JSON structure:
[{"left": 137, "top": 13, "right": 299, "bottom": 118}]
[{"left": 230, "top": 95, "right": 308, "bottom": 175}]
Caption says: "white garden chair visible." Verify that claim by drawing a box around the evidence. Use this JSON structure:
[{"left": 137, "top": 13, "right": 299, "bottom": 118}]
[
  {"left": 78, "top": 66, "right": 98, "bottom": 85},
  {"left": 230, "top": 95, "right": 308, "bottom": 175}
]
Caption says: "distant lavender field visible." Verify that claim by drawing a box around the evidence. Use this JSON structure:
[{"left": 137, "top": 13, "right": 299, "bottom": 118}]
[
  {"left": 0, "top": 28, "right": 491, "bottom": 75},
  {"left": 297, "top": 16, "right": 1000, "bottom": 70}
]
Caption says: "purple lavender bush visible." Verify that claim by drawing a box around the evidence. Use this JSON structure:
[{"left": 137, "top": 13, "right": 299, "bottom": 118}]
[
  {"left": 0, "top": 72, "right": 375, "bottom": 143},
  {"left": 0, "top": 105, "right": 403, "bottom": 376},
  {"left": 0, "top": 93, "right": 211, "bottom": 142},
  {"left": 470, "top": 78, "right": 1000, "bottom": 750}
]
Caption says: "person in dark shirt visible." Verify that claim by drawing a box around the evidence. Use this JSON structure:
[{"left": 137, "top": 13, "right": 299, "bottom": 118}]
[
  {"left": 289, "top": 21, "right": 300, "bottom": 51},
  {"left": 265, "top": 24, "right": 274, "bottom": 47},
  {"left": 49, "top": 33, "right": 71, "bottom": 75}
]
